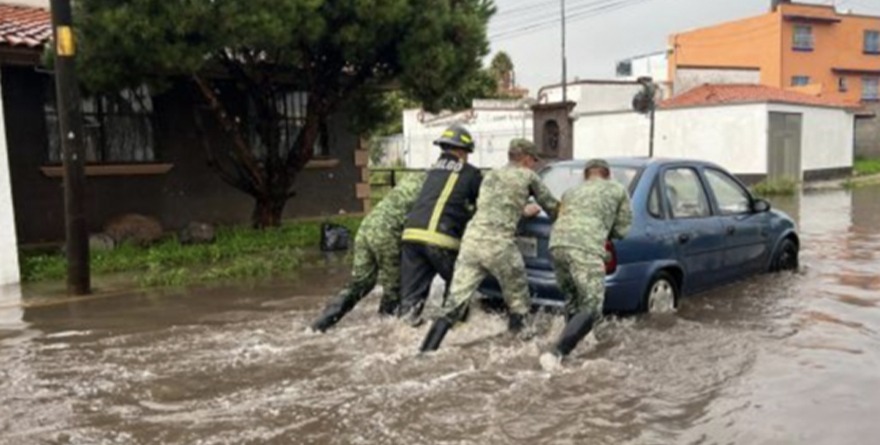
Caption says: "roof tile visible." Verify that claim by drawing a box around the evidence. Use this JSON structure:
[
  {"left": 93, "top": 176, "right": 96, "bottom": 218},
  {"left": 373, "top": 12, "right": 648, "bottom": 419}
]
[
  {"left": 0, "top": 3, "right": 51, "bottom": 49},
  {"left": 660, "top": 84, "right": 859, "bottom": 110}
]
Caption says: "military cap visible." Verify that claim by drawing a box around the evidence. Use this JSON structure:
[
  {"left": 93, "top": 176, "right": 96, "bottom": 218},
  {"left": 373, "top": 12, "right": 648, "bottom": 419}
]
[
  {"left": 584, "top": 158, "right": 610, "bottom": 171},
  {"left": 509, "top": 138, "right": 540, "bottom": 159}
]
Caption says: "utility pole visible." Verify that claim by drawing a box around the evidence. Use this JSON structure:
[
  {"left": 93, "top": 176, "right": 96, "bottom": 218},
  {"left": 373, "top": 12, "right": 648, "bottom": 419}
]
[
  {"left": 50, "top": 0, "right": 90, "bottom": 295},
  {"left": 560, "top": 0, "right": 567, "bottom": 103}
]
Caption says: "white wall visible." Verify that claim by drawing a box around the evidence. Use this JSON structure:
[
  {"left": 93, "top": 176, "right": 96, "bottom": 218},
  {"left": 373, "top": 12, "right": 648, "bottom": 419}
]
[
  {"left": 572, "top": 102, "right": 855, "bottom": 178},
  {"left": 5, "top": 0, "right": 48, "bottom": 7},
  {"left": 674, "top": 68, "right": 761, "bottom": 95},
  {"left": 402, "top": 102, "right": 533, "bottom": 169},
  {"left": 617, "top": 52, "right": 669, "bottom": 82},
  {"left": 0, "top": 71, "right": 20, "bottom": 285},
  {"left": 573, "top": 111, "right": 652, "bottom": 159},
  {"left": 768, "top": 104, "right": 854, "bottom": 173},
  {"left": 540, "top": 82, "right": 645, "bottom": 115},
  {"left": 573, "top": 103, "right": 768, "bottom": 175},
  {"left": 655, "top": 104, "right": 768, "bottom": 175}
]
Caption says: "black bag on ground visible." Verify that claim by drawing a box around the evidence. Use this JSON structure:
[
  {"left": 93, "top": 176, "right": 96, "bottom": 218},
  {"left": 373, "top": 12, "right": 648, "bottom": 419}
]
[{"left": 320, "top": 223, "right": 351, "bottom": 252}]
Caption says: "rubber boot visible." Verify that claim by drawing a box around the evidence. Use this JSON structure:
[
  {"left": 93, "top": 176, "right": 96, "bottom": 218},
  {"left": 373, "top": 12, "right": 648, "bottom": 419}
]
[
  {"left": 419, "top": 317, "right": 453, "bottom": 353},
  {"left": 552, "top": 311, "right": 596, "bottom": 357},
  {"left": 310, "top": 294, "right": 355, "bottom": 333},
  {"left": 378, "top": 299, "right": 399, "bottom": 317},
  {"left": 399, "top": 300, "right": 427, "bottom": 327},
  {"left": 507, "top": 312, "right": 526, "bottom": 334}
]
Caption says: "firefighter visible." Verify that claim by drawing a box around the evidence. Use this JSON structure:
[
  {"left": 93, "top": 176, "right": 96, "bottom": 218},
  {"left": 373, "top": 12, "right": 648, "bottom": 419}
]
[{"left": 397, "top": 124, "right": 483, "bottom": 325}]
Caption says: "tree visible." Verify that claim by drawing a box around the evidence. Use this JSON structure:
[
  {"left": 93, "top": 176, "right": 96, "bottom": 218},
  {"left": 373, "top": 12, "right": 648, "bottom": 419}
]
[{"left": 73, "top": 0, "right": 495, "bottom": 228}]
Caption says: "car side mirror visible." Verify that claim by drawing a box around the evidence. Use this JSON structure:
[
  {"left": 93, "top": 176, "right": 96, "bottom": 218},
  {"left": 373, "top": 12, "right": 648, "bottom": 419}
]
[{"left": 752, "top": 199, "right": 771, "bottom": 213}]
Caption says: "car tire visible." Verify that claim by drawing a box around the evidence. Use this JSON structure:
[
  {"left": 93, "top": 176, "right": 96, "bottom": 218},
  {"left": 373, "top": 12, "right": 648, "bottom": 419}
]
[
  {"left": 770, "top": 238, "right": 799, "bottom": 272},
  {"left": 643, "top": 271, "right": 679, "bottom": 313}
]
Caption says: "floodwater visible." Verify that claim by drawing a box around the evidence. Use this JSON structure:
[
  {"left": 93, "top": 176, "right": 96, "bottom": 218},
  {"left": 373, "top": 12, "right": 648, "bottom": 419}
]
[{"left": 1, "top": 185, "right": 879, "bottom": 445}]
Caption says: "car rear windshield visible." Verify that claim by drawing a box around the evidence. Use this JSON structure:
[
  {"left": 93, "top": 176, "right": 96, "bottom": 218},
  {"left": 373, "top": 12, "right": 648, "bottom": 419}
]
[{"left": 540, "top": 164, "right": 640, "bottom": 198}]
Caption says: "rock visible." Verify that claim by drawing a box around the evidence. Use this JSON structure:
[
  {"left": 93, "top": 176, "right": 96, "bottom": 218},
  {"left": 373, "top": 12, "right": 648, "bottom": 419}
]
[
  {"left": 178, "top": 222, "right": 216, "bottom": 245},
  {"left": 104, "top": 214, "right": 164, "bottom": 247},
  {"left": 88, "top": 233, "right": 116, "bottom": 251}
]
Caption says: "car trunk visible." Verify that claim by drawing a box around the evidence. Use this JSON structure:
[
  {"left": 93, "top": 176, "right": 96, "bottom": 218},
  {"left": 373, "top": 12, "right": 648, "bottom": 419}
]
[{"left": 515, "top": 216, "right": 555, "bottom": 271}]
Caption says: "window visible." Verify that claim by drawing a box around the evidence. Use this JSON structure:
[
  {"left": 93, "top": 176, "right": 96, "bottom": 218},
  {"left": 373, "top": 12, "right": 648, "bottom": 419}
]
[
  {"left": 45, "top": 84, "right": 155, "bottom": 163},
  {"left": 791, "top": 76, "right": 810, "bottom": 87},
  {"left": 793, "top": 25, "right": 814, "bottom": 51},
  {"left": 663, "top": 168, "right": 710, "bottom": 219},
  {"left": 247, "top": 91, "right": 329, "bottom": 158},
  {"left": 648, "top": 180, "right": 663, "bottom": 219},
  {"left": 540, "top": 165, "right": 639, "bottom": 198},
  {"left": 705, "top": 169, "right": 751, "bottom": 215},
  {"left": 865, "top": 30, "right": 880, "bottom": 54},
  {"left": 543, "top": 120, "right": 560, "bottom": 156},
  {"left": 839, "top": 77, "right": 849, "bottom": 92},
  {"left": 863, "top": 77, "right": 879, "bottom": 101}
]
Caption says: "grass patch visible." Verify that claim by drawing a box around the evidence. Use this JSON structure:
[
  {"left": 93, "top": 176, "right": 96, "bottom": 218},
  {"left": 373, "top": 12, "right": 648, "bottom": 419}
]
[
  {"left": 20, "top": 215, "right": 362, "bottom": 287},
  {"left": 854, "top": 157, "right": 880, "bottom": 176},
  {"left": 751, "top": 178, "right": 799, "bottom": 196}
]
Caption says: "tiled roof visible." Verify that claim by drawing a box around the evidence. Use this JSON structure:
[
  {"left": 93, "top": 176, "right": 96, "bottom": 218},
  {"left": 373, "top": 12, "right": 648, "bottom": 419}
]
[
  {"left": 0, "top": 3, "right": 51, "bottom": 49},
  {"left": 660, "top": 84, "right": 859, "bottom": 110}
]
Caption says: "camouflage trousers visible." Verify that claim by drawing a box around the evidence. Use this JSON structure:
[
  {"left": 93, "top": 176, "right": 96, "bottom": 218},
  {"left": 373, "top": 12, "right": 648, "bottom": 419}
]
[
  {"left": 337, "top": 230, "right": 402, "bottom": 310},
  {"left": 444, "top": 236, "right": 531, "bottom": 319},
  {"left": 550, "top": 247, "right": 605, "bottom": 318}
]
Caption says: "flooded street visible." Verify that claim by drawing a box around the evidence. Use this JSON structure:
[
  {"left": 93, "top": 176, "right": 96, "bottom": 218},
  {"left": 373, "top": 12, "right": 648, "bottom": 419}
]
[{"left": 2, "top": 185, "right": 879, "bottom": 445}]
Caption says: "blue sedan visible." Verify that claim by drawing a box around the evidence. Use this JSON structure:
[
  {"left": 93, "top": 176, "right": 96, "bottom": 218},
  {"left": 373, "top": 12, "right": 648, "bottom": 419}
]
[{"left": 479, "top": 157, "right": 800, "bottom": 313}]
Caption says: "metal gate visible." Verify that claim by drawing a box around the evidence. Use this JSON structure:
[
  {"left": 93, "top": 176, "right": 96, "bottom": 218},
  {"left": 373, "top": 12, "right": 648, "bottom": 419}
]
[{"left": 767, "top": 112, "right": 803, "bottom": 182}]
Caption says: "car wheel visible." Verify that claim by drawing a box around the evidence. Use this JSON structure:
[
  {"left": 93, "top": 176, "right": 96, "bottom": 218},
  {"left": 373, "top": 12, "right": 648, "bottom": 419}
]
[
  {"left": 771, "top": 238, "right": 799, "bottom": 272},
  {"left": 643, "top": 271, "right": 678, "bottom": 313}
]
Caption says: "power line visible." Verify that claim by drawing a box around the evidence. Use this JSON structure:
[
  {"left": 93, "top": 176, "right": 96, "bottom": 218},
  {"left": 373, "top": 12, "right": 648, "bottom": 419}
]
[
  {"left": 493, "top": 0, "right": 618, "bottom": 23},
  {"left": 491, "top": 0, "right": 659, "bottom": 41},
  {"left": 492, "top": 0, "right": 627, "bottom": 32}
]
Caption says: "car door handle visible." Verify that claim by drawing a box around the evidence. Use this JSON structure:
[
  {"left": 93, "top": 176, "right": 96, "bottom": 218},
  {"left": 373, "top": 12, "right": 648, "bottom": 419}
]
[
  {"left": 726, "top": 226, "right": 736, "bottom": 235},
  {"left": 678, "top": 233, "right": 691, "bottom": 244}
]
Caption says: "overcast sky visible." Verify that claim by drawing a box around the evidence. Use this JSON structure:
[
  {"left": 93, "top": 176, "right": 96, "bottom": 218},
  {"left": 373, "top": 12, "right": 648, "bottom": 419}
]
[{"left": 488, "top": 0, "right": 879, "bottom": 91}]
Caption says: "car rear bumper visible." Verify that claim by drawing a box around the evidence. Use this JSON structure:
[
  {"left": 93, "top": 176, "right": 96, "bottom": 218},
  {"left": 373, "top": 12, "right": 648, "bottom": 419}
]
[{"left": 478, "top": 264, "right": 648, "bottom": 313}]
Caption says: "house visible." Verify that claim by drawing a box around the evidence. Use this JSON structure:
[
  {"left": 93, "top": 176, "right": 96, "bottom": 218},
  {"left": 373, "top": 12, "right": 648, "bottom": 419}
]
[
  {"left": 0, "top": 2, "right": 369, "bottom": 249},
  {"left": 669, "top": 0, "right": 880, "bottom": 157},
  {"left": 615, "top": 50, "right": 670, "bottom": 82},
  {"left": 401, "top": 99, "right": 534, "bottom": 168},
  {"left": 573, "top": 84, "right": 856, "bottom": 184}
]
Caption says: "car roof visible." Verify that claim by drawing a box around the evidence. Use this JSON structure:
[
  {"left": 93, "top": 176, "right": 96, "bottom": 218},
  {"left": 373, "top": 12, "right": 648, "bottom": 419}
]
[{"left": 548, "top": 157, "right": 721, "bottom": 169}]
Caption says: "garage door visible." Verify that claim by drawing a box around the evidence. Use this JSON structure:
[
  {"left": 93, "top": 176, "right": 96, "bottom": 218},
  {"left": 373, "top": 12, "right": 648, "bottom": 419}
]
[{"left": 768, "top": 112, "right": 803, "bottom": 182}]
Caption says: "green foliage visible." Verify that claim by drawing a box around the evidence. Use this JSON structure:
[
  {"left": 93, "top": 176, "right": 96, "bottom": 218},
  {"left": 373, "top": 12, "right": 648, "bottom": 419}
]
[
  {"left": 751, "top": 178, "right": 799, "bottom": 196},
  {"left": 19, "top": 216, "right": 362, "bottom": 287},
  {"left": 854, "top": 157, "right": 880, "bottom": 176}
]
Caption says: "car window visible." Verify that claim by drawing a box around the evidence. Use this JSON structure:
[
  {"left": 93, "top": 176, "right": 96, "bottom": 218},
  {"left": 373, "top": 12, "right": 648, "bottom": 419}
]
[
  {"left": 705, "top": 169, "right": 751, "bottom": 215},
  {"left": 648, "top": 180, "right": 663, "bottom": 218},
  {"left": 663, "top": 168, "right": 711, "bottom": 219},
  {"left": 541, "top": 165, "right": 639, "bottom": 198}
]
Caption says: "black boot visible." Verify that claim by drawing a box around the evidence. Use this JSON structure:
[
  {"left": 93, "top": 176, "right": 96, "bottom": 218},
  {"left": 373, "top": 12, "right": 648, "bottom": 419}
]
[
  {"left": 378, "top": 299, "right": 399, "bottom": 317},
  {"left": 553, "top": 311, "right": 596, "bottom": 357},
  {"left": 507, "top": 312, "right": 526, "bottom": 334},
  {"left": 310, "top": 295, "right": 355, "bottom": 333},
  {"left": 419, "top": 317, "right": 453, "bottom": 353}
]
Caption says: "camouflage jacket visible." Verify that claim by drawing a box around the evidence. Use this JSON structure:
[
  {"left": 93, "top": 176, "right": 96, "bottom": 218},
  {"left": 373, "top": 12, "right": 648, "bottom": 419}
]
[
  {"left": 549, "top": 178, "right": 633, "bottom": 256},
  {"left": 462, "top": 163, "right": 559, "bottom": 242},
  {"left": 360, "top": 172, "right": 426, "bottom": 242}
]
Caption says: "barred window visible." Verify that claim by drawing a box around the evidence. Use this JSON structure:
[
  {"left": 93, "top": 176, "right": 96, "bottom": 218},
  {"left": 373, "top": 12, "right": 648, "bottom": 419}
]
[
  {"left": 793, "top": 25, "right": 813, "bottom": 51},
  {"left": 863, "top": 77, "right": 879, "bottom": 101},
  {"left": 791, "top": 76, "right": 810, "bottom": 87},
  {"left": 247, "top": 91, "right": 329, "bottom": 159},
  {"left": 45, "top": 84, "right": 155, "bottom": 163}
]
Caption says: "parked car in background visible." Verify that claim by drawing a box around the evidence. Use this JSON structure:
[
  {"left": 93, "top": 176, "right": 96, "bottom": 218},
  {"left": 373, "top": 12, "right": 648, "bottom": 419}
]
[{"left": 479, "top": 157, "right": 800, "bottom": 313}]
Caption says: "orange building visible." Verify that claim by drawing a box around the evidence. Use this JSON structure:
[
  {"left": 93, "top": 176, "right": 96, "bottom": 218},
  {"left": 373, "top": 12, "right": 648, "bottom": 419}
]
[{"left": 668, "top": 0, "right": 880, "bottom": 156}]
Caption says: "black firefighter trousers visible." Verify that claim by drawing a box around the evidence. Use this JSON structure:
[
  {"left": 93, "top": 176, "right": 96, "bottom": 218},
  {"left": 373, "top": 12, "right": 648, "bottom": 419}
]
[{"left": 399, "top": 242, "right": 457, "bottom": 318}]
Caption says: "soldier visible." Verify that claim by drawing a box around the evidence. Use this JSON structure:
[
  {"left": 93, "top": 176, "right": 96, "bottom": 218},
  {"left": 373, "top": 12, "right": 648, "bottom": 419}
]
[
  {"left": 310, "top": 171, "right": 426, "bottom": 332},
  {"left": 419, "top": 138, "right": 559, "bottom": 352},
  {"left": 398, "top": 125, "right": 483, "bottom": 325},
  {"left": 543, "top": 158, "right": 633, "bottom": 362}
]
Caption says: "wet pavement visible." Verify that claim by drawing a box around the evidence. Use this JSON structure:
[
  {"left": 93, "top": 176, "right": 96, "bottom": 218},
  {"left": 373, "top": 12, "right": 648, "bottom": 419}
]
[{"left": 1, "top": 185, "right": 879, "bottom": 445}]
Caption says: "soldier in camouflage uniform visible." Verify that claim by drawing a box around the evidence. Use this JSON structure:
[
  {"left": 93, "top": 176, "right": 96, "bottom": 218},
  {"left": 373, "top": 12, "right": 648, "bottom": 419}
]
[
  {"left": 419, "top": 138, "right": 560, "bottom": 352},
  {"left": 311, "top": 172, "right": 426, "bottom": 332},
  {"left": 545, "top": 158, "right": 632, "bottom": 360}
]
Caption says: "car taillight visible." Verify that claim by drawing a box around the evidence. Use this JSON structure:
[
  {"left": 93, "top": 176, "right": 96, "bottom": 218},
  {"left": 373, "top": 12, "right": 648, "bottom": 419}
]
[{"left": 604, "top": 240, "right": 617, "bottom": 275}]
